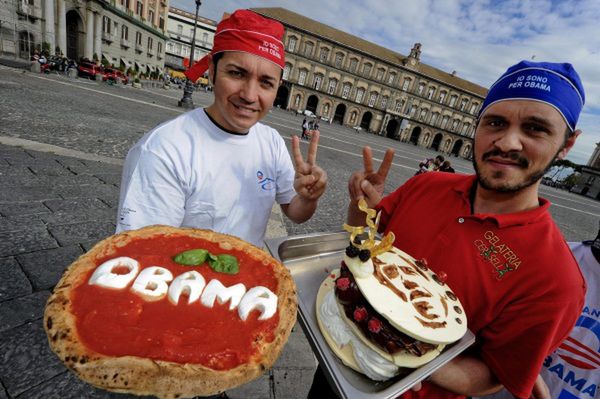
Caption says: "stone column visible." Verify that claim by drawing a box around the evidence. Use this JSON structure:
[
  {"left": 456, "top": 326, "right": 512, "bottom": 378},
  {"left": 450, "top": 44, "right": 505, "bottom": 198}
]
[
  {"left": 94, "top": 12, "right": 102, "bottom": 61},
  {"left": 84, "top": 8, "right": 94, "bottom": 60},
  {"left": 56, "top": 0, "right": 66, "bottom": 56},
  {"left": 43, "top": 0, "right": 55, "bottom": 53}
]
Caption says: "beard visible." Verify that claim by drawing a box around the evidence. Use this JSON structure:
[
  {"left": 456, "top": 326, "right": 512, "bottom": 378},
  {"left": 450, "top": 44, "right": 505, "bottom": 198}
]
[{"left": 472, "top": 148, "right": 559, "bottom": 193}]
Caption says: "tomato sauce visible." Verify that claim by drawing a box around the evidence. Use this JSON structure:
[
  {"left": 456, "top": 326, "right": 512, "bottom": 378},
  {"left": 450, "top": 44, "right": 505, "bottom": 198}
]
[{"left": 71, "top": 235, "right": 280, "bottom": 370}]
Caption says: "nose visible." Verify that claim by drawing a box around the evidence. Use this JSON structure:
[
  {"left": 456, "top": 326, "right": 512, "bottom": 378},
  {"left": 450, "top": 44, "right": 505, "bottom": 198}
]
[
  {"left": 239, "top": 79, "right": 259, "bottom": 104},
  {"left": 492, "top": 127, "right": 523, "bottom": 153}
]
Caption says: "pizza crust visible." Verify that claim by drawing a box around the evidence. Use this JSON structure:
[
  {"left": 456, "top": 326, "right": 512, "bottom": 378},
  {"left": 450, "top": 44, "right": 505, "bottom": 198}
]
[{"left": 44, "top": 225, "right": 297, "bottom": 398}]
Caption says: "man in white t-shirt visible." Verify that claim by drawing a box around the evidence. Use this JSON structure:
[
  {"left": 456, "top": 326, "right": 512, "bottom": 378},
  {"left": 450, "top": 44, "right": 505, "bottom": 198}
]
[
  {"left": 116, "top": 10, "right": 327, "bottom": 247},
  {"left": 476, "top": 238, "right": 599, "bottom": 399}
]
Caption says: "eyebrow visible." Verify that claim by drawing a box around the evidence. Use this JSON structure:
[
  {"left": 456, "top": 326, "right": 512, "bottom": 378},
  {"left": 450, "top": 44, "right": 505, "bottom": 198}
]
[
  {"left": 224, "top": 62, "right": 278, "bottom": 82},
  {"left": 481, "top": 113, "right": 553, "bottom": 128}
]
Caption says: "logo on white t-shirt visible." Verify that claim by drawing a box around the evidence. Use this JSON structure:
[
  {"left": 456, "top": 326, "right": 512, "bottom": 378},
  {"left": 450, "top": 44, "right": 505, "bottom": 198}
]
[{"left": 257, "top": 170, "right": 275, "bottom": 191}]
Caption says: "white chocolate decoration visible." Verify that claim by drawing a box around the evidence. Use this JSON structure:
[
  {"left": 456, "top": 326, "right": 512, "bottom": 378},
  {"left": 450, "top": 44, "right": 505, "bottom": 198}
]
[
  {"left": 344, "top": 255, "right": 374, "bottom": 278},
  {"left": 131, "top": 266, "right": 173, "bottom": 301},
  {"left": 238, "top": 286, "right": 277, "bottom": 321},
  {"left": 89, "top": 257, "right": 140, "bottom": 289},
  {"left": 201, "top": 280, "right": 246, "bottom": 310},
  {"left": 167, "top": 271, "right": 206, "bottom": 305}
]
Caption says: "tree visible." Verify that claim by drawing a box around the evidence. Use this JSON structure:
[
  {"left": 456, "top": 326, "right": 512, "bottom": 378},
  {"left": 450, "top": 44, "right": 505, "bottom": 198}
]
[{"left": 562, "top": 172, "right": 581, "bottom": 189}]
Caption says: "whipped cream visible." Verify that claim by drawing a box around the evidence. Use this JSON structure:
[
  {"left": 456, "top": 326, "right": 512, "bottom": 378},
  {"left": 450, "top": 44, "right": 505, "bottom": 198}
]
[{"left": 320, "top": 290, "right": 398, "bottom": 380}]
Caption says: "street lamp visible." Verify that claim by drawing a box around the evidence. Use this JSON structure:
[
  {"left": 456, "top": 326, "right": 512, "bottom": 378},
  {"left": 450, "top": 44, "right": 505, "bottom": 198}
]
[{"left": 178, "top": 0, "right": 202, "bottom": 109}]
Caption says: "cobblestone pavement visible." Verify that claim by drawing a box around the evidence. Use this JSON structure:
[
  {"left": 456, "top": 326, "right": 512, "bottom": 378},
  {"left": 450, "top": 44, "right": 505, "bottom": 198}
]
[{"left": 1, "top": 66, "right": 599, "bottom": 398}]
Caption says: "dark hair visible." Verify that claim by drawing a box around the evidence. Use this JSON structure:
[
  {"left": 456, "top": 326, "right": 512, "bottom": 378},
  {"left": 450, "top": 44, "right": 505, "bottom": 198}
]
[
  {"left": 210, "top": 51, "right": 284, "bottom": 82},
  {"left": 435, "top": 155, "right": 445, "bottom": 162}
]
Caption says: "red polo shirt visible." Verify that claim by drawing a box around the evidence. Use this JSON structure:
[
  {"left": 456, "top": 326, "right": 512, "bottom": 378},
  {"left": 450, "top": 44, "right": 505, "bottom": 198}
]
[{"left": 376, "top": 173, "right": 585, "bottom": 399}]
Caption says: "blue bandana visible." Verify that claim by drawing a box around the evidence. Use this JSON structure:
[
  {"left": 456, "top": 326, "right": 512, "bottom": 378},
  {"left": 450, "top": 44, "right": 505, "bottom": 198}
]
[{"left": 479, "top": 61, "right": 585, "bottom": 131}]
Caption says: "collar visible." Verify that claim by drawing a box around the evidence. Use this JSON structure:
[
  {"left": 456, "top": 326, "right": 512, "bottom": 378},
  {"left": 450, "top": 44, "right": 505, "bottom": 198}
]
[{"left": 453, "top": 175, "right": 551, "bottom": 228}]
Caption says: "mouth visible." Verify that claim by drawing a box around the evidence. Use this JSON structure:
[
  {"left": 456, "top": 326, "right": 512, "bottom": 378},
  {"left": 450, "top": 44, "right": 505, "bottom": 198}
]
[
  {"left": 482, "top": 151, "right": 529, "bottom": 168},
  {"left": 231, "top": 102, "right": 259, "bottom": 115}
]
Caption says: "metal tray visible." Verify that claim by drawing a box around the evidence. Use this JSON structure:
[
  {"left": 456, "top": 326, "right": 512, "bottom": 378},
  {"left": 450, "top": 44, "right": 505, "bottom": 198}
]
[{"left": 265, "top": 231, "right": 475, "bottom": 399}]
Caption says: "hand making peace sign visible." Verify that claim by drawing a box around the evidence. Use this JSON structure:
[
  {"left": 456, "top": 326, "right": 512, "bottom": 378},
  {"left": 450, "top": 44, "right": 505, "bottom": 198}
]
[
  {"left": 348, "top": 146, "right": 395, "bottom": 208},
  {"left": 291, "top": 130, "right": 327, "bottom": 201}
]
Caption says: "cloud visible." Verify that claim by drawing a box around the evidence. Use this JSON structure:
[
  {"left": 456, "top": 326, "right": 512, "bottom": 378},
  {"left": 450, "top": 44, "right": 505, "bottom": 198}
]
[{"left": 171, "top": 0, "right": 600, "bottom": 163}]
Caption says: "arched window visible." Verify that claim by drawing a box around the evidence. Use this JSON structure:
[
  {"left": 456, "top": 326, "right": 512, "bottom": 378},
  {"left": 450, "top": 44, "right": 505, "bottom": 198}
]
[
  {"left": 376, "top": 68, "right": 385, "bottom": 81},
  {"left": 439, "top": 91, "right": 447, "bottom": 103},
  {"left": 298, "top": 69, "right": 307, "bottom": 85},
  {"left": 427, "top": 87, "right": 435, "bottom": 100},
  {"left": 460, "top": 98, "right": 468, "bottom": 111},
  {"left": 449, "top": 95, "right": 458, "bottom": 107},
  {"left": 368, "top": 92, "right": 379, "bottom": 107},
  {"left": 381, "top": 96, "right": 389, "bottom": 109},
  {"left": 327, "top": 78, "right": 338, "bottom": 95},
  {"left": 355, "top": 87, "right": 365, "bottom": 103},
  {"left": 313, "top": 74, "right": 323, "bottom": 90},
  {"left": 283, "top": 64, "right": 292, "bottom": 81},
  {"left": 334, "top": 52, "right": 344, "bottom": 68},
  {"left": 395, "top": 98, "right": 405, "bottom": 113},
  {"left": 304, "top": 42, "right": 314, "bottom": 57},
  {"left": 319, "top": 47, "right": 330, "bottom": 63},
  {"left": 387, "top": 72, "right": 397, "bottom": 85},
  {"left": 349, "top": 58, "right": 358, "bottom": 73},
  {"left": 430, "top": 112, "right": 439, "bottom": 125},
  {"left": 287, "top": 36, "right": 297, "bottom": 52},
  {"left": 342, "top": 83, "right": 352, "bottom": 99},
  {"left": 402, "top": 77, "right": 411, "bottom": 91},
  {"left": 362, "top": 63, "right": 372, "bottom": 77}
]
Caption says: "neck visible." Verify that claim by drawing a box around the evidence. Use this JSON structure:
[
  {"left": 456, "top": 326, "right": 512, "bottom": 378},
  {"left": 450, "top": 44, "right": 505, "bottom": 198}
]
[{"left": 472, "top": 180, "right": 541, "bottom": 214}]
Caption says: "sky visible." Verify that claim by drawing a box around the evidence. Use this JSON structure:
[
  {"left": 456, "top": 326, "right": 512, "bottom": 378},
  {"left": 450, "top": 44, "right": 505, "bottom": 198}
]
[{"left": 172, "top": 0, "right": 600, "bottom": 165}]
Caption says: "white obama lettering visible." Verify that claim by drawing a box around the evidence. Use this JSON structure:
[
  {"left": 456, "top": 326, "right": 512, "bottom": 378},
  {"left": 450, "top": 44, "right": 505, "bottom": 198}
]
[
  {"left": 89, "top": 257, "right": 140, "bottom": 289},
  {"left": 201, "top": 280, "right": 246, "bottom": 310},
  {"left": 131, "top": 266, "right": 173, "bottom": 301},
  {"left": 238, "top": 286, "right": 277, "bottom": 321},
  {"left": 168, "top": 270, "right": 206, "bottom": 305}
]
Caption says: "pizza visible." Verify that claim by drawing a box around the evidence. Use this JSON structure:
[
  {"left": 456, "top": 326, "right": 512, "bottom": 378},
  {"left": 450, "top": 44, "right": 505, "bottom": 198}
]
[{"left": 43, "top": 225, "right": 297, "bottom": 398}]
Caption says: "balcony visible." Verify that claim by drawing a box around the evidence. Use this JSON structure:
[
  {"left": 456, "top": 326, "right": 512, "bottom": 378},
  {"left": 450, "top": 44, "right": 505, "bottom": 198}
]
[
  {"left": 102, "top": 32, "right": 115, "bottom": 43},
  {"left": 135, "top": 43, "right": 143, "bottom": 53},
  {"left": 120, "top": 38, "right": 130, "bottom": 48}
]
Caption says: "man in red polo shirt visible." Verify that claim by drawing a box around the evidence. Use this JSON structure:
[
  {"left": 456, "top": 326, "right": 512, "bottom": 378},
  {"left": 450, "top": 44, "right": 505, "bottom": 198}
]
[{"left": 310, "top": 61, "right": 587, "bottom": 399}]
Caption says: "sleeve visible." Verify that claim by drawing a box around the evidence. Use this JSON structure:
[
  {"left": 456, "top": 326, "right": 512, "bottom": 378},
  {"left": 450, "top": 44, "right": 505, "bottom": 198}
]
[
  {"left": 275, "top": 135, "right": 296, "bottom": 205},
  {"left": 478, "top": 292, "right": 584, "bottom": 399},
  {"left": 375, "top": 175, "right": 421, "bottom": 233},
  {"left": 116, "top": 146, "right": 186, "bottom": 233}
]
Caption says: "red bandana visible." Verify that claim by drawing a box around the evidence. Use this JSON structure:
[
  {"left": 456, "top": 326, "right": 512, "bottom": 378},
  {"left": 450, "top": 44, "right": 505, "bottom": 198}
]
[{"left": 184, "top": 9, "right": 285, "bottom": 82}]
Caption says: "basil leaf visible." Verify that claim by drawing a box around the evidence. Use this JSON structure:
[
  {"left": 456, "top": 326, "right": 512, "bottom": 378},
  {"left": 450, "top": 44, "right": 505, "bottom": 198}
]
[
  {"left": 208, "top": 254, "right": 239, "bottom": 274},
  {"left": 173, "top": 249, "right": 209, "bottom": 266}
]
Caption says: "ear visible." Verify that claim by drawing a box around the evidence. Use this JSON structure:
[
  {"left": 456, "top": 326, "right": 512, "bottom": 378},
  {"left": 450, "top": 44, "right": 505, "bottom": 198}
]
[
  {"left": 556, "top": 129, "right": 581, "bottom": 160},
  {"left": 207, "top": 54, "right": 215, "bottom": 85}
]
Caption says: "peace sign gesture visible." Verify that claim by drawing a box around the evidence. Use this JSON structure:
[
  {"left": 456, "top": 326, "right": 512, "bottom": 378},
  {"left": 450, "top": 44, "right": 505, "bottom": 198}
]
[
  {"left": 291, "top": 130, "right": 327, "bottom": 201},
  {"left": 348, "top": 146, "right": 395, "bottom": 209}
]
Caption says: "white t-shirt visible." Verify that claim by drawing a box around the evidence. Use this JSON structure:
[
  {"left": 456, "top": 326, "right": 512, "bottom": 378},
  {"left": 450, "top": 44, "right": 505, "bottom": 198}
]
[
  {"left": 476, "top": 241, "right": 599, "bottom": 399},
  {"left": 116, "top": 109, "right": 296, "bottom": 247}
]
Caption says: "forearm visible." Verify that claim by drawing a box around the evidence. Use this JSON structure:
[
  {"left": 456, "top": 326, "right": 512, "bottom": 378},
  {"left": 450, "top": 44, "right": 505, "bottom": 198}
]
[
  {"left": 428, "top": 354, "right": 502, "bottom": 396},
  {"left": 281, "top": 195, "right": 318, "bottom": 224}
]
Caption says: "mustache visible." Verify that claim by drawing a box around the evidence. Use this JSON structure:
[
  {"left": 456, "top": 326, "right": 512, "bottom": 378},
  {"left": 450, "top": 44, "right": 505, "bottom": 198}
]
[{"left": 482, "top": 149, "right": 529, "bottom": 168}]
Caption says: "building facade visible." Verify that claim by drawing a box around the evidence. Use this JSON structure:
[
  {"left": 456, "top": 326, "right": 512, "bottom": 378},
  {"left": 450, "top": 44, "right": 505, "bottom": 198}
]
[
  {"left": 571, "top": 142, "right": 600, "bottom": 199},
  {"left": 164, "top": 6, "right": 215, "bottom": 72},
  {"left": 0, "top": 0, "right": 168, "bottom": 75},
  {"left": 253, "top": 8, "right": 488, "bottom": 159}
]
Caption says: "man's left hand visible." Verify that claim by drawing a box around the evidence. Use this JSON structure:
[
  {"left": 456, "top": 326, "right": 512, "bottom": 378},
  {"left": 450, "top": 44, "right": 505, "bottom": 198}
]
[{"left": 292, "top": 130, "right": 327, "bottom": 201}]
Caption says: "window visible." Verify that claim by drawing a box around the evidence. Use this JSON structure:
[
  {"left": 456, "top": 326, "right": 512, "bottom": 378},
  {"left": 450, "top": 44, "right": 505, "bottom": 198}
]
[
  {"left": 148, "top": 9, "right": 154, "bottom": 24},
  {"left": 427, "top": 87, "right": 435, "bottom": 100},
  {"left": 177, "top": 25, "right": 183, "bottom": 35},
  {"left": 136, "top": 31, "right": 142, "bottom": 45},
  {"left": 417, "top": 82, "right": 425, "bottom": 96},
  {"left": 283, "top": 64, "right": 291, "bottom": 80},
  {"left": 362, "top": 63, "right": 372, "bottom": 77},
  {"left": 319, "top": 47, "right": 329, "bottom": 63},
  {"left": 159, "top": 16, "right": 164, "bottom": 29},
  {"left": 460, "top": 98, "right": 468, "bottom": 111},
  {"left": 202, "top": 33, "right": 208, "bottom": 43},
  {"left": 304, "top": 42, "right": 313, "bottom": 57},
  {"left": 451, "top": 119, "right": 459, "bottom": 131},
  {"left": 334, "top": 53, "right": 344, "bottom": 68},
  {"left": 147, "top": 37, "right": 153, "bottom": 50},
  {"left": 349, "top": 58, "right": 358, "bottom": 73},
  {"left": 313, "top": 74, "right": 323, "bottom": 91},
  {"left": 462, "top": 122, "right": 471, "bottom": 134},
  {"left": 355, "top": 87, "right": 365, "bottom": 103},
  {"left": 402, "top": 77, "right": 411, "bottom": 91},
  {"left": 410, "top": 105, "right": 417, "bottom": 117},
  {"left": 327, "top": 79, "right": 338, "bottom": 95},
  {"left": 298, "top": 69, "right": 307, "bottom": 85},
  {"left": 449, "top": 95, "right": 458, "bottom": 107},
  {"left": 167, "top": 42, "right": 173, "bottom": 52},
  {"left": 395, "top": 99, "right": 405, "bottom": 113},
  {"left": 287, "top": 36, "right": 297, "bottom": 52},
  {"left": 381, "top": 96, "right": 388, "bottom": 109},
  {"left": 430, "top": 113, "right": 439, "bottom": 125},
  {"left": 419, "top": 109, "right": 427, "bottom": 121},
  {"left": 387, "top": 72, "right": 396, "bottom": 85},
  {"left": 342, "top": 83, "right": 351, "bottom": 99},
  {"left": 136, "top": 0, "right": 143, "bottom": 16},
  {"left": 441, "top": 115, "right": 449, "bottom": 128},
  {"left": 439, "top": 91, "right": 446, "bottom": 103},
  {"left": 368, "top": 92, "right": 378, "bottom": 107},
  {"left": 470, "top": 103, "right": 478, "bottom": 114},
  {"left": 376, "top": 68, "right": 384, "bottom": 81},
  {"left": 405, "top": 102, "right": 413, "bottom": 115},
  {"left": 175, "top": 43, "right": 181, "bottom": 55},
  {"left": 157, "top": 42, "right": 162, "bottom": 54},
  {"left": 102, "top": 16, "right": 109, "bottom": 34}
]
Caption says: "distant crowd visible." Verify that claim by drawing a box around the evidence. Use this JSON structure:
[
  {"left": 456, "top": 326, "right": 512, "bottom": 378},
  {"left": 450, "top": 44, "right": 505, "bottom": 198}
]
[{"left": 416, "top": 154, "right": 455, "bottom": 175}]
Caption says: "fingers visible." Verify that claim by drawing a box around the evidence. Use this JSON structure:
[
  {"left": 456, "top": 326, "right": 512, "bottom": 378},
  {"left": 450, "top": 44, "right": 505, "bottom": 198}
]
[
  {"left": 362, "top": 146, "right": 374, "bottom": 174},
  {"left": 307, "top": 130, "right": 320, "bottom": 166},
  {"left": 295, "top": 167, "right": 327, "bottom": 200},
  {"left": 291, "top": 135, "right": 305, "bottom": 170},
  {"left": 348, "top": 172, "right": 365, "bottom": 202},
  {"left": 377, "top": 148, "right": 395, "bottom": 179},
  {"left": 360, "top": 179, "right": 382, "bottom": 207}
]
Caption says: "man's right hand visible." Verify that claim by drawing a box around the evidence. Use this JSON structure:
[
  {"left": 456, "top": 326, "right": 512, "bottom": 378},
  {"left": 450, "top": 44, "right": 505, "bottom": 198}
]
[{"left": 347, "top": 146, "right": 394, "bottom": 225}]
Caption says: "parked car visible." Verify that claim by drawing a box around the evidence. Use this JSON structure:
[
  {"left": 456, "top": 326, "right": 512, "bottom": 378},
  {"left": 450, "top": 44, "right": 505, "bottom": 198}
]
[
  {"left": 103, "top": 67, "right": 129, "bottom": 84},
  {"left": 78, "top": 62, "right": 103, "bottom": 80}
]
